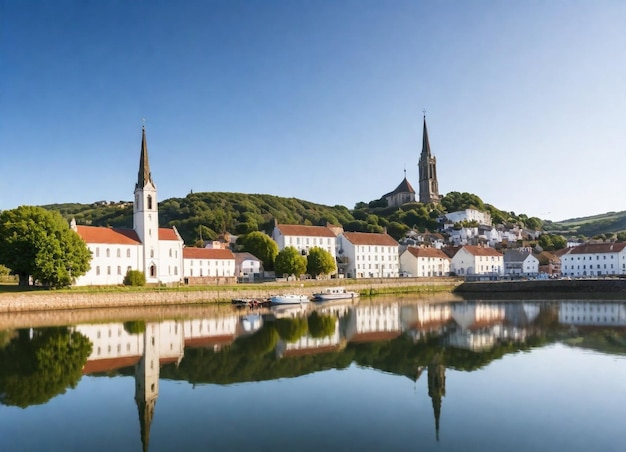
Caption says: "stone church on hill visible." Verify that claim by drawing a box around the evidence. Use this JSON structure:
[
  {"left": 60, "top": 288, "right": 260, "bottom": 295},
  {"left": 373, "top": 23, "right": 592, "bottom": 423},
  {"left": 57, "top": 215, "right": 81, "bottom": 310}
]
[
  {"left": 71, "top": 127, "right": 185, "bottom": 286},
  {"left": 384, "top": 115, "right": 440, "bottom": 207}
]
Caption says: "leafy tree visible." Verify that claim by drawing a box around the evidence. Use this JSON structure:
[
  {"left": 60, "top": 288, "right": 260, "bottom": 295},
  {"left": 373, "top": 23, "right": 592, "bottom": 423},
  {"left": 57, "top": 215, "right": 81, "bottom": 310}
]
[
  {"left": 538, "top": 234, "right": 567, "bottom": 251},
  {"left": 123, "top": 269, "right": 146, "bottom": 286},
  {"left": 241, "top": 231, "right": 278, "bottom": 271},
  {"left": 0, "top": 264, "right": 10, "bottom": 276},
  {"left": 274, "top": 246, "right": 307, "bottom": 277},
  {"left": 306, "top": 246, "right": 336, "bottom": 277},
  {"left": 616, "top": 231, "right": 626, "bottom": 242},
  {"left": 0, "top": 206, "right": 91, "bottom": 287},
  {"left": 0, "top": 328, "right": 92, "bottom": 408},
  {"left": 307, "top": 312, "right": 336, "bottom": 339}
]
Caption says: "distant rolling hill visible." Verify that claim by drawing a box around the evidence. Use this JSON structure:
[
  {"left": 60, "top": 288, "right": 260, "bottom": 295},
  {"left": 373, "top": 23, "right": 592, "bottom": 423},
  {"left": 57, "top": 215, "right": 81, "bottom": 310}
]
[{"left": 546, "top": 211, "right": 626, "bottom": 237}]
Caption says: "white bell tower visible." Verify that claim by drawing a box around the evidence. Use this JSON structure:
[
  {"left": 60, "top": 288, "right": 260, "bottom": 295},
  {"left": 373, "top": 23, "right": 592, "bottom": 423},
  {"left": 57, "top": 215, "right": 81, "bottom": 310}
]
[{"left": 133, "top": 125, "right": 160, "bottom": 283}]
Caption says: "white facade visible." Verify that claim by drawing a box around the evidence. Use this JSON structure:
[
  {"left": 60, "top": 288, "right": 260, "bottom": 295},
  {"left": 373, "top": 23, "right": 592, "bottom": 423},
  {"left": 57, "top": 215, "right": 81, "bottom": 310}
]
[
  {"left": 72, "top": 127, "right": 184, "bottom": 286},
  {"left": 560, "top": 242, "right": 626, "bottom": 277},
  {"left": 503, "top": 250, "right": 540, "bottom": 276},
  {"left": 445, "top": 209, "right": 492, "bottom": 226},
  {"left": 337, "top": 231, "right": 399, "bottom": 279},
  {"left": 183, "top": 248, "right": 236, "bottom": 278},
  {"left": 234, "top": 252, "right": 262, "bottom": 282},
  {"left": 272, "top": 224, "right": 337, "bottom": 259},
  {"left": 559, "top": 302, "right": 626, "bottom": 327},
  {"left": 400, "top": 246, "right": 450, "bottom": 277},
  {"left": 450, "top": 245, "right": 503, "bottom": 276}
]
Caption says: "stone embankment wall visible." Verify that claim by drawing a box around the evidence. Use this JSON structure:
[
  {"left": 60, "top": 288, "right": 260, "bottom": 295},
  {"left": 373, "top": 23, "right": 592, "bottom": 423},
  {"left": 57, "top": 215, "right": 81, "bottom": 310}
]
[
  {"left": 0, "top": 278, "right": 461, "bottom": 313},
  {"left": 455, "top": 278, "right": 626, "bottom": 293}
]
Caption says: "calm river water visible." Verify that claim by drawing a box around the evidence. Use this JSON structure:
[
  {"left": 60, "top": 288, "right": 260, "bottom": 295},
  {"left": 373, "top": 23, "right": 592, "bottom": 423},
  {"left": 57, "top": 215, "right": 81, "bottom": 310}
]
[{"left": 1, "top": 295, "right": 625, "bottom": 452}]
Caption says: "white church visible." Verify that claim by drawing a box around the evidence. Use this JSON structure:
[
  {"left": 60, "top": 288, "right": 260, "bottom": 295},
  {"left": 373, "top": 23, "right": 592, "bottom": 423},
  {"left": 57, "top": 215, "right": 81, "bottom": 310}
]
[{"left": 71, "top": 127, "right": 185, "bottom": 286}]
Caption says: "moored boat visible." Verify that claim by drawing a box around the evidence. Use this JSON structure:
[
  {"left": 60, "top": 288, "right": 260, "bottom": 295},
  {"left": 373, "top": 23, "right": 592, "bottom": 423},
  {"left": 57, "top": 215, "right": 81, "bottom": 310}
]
[
  {"left": 312, "top": 287, "right": 359, "bottom": 301},
  {"left": 270, "top": 294, "right": 310, "bottom": 305}
]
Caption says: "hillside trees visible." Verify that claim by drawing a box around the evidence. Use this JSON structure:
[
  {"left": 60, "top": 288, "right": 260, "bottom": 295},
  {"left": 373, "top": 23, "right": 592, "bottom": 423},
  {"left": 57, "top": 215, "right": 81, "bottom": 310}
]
[
  {"left": 306, "top": 247, "right": 336, "bottom": 277},
  {"left": 0, "top": 206, "right": 91, "bottom": 288},
  {"left": 241, "top": 231, "right": 279, "bottom": 271}
]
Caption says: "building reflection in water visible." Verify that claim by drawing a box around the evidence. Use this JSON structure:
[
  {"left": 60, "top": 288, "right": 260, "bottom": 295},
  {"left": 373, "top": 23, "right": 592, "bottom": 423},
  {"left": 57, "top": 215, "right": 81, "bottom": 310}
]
[{"left": 72, "top": 299, "right": 626, "bottom": 449}]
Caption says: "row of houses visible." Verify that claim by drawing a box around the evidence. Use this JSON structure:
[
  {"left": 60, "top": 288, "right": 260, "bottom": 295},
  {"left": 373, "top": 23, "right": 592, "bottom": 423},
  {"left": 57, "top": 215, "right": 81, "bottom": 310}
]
[{"left": 70, "top": 126, "right": 626, "bottom": 286}]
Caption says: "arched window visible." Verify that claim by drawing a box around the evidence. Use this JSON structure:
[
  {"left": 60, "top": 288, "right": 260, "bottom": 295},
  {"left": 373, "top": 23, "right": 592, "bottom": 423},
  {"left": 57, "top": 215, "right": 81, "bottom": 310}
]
[
  {"left": 150, "top": 249, "right": 154, "bottom": 258},
  {"left": 150, "top": 265, "right": 156, "bottom": 277},
  {"left": 147, "top": 195, "right": 153, "bottom": 210}
]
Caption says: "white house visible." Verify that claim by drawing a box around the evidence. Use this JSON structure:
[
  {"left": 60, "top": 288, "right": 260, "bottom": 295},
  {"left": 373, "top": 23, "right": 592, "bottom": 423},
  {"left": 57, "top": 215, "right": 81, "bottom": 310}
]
[
  {"left": 560, "top": 242, "right": 626, "bottom": 277},
  {"left": 72, "top": 127, "right": 184, "bottom": 286},
  {"left": 234, "top": 252, "right": 262, "bottom": 282},
  {"left": 337, "top": 231, "right": 399, "bottom": 279},
  {"left": 445, "top": 209, "right": 492, "bottom": 226},
  {"left": 400, "top": 246, "right": 450, "bottom": 277},
  {"left": 503, "top": 250, "right": 540, "bottom": 276},
  {"left": 183, "top": 247, "right": 236, "bottom": 278},
  {"left": 271, "top": 224, "right": 337, "bottom": 259},
  {"left": 450, "top": 245, "right": 503, "bottom": 276}
]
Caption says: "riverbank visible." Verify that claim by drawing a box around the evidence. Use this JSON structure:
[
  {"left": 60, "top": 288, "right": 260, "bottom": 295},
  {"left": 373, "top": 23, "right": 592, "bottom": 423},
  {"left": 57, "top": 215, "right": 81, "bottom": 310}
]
[
  {"left": 454, "top": 278, "right": 626, "bottom": 294},
  {"left": 0, "top": 278, "right": 461, "bottom": 313}
]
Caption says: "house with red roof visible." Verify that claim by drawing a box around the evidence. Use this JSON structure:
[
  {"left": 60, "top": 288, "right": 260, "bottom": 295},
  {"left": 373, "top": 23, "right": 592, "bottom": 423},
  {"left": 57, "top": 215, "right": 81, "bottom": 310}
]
[
  {"left": 71, "top": 127, "right": 184, "bottom": 286},
  {"left": 337, "top": 231, "right": 399, "bottom": 279},
  {"left": 182, "top": 247, "right": 235, "bottom": 279},
  {"left": 271, "top": 223, "right": 337, "bottom": 260},
  {"left": 560, "top": 242, "right": 626, "bottom": 277},
  {"left": 449, "top": 245, "right": 503, "bottom": 276},
  {"left": 400, "top": 246, "right": 451, "bottom": 277}
]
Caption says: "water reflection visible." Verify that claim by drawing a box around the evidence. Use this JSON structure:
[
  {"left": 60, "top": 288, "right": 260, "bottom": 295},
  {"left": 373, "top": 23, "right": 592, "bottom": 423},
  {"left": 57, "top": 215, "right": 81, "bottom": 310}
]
[{"left": 1, "top": 298, "right": 626, "bottom": 450}]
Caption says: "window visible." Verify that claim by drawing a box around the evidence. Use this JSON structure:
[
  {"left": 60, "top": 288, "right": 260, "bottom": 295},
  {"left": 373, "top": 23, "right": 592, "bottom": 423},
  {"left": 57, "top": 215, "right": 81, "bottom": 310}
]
[
  {"left": 107, "top": 266, "right": 111, "bottom": 275},
  {"left": 147, "top": 195, "right": 153, "bottom": 210},
  {"left": 96, "top": 248, "right": 100, "bottom": 257},
  {"left": 106, "top": 248, "right": 110, "bottom": 258},
  {"left": 96, "top": 266, "right": 100, "bottom": 275},
  {"left": 117, "top": 249, "right": 121, "bottom": 258},
  {"left": 117, "top": 266, "right": 121, "bottom": 275},
  {"left": 127, "top": 249, "right": 131, "bottom": 258},
  {"left": 150, "top": 249, "right": 154, "bottom": 258}
]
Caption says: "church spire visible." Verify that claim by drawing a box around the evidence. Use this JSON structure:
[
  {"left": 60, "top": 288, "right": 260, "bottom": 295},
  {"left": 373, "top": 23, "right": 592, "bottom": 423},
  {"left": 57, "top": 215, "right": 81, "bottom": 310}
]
[
  {"left": 421, "top": 114, "right": 432, "bottom": 158},
  {"left": 418, "top": 113, "right": 440, "bottom": 204},
  {"left": 136, "top": 125, "right": 154, "bottom": 189}
]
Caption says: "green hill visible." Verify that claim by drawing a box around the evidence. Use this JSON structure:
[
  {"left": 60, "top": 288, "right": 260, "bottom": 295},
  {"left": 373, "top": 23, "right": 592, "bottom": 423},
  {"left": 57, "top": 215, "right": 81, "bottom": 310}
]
[
  {"left": 43, "top": 191, "right": 545, "bottom": 246},
  {"left": 544, "top": 211, "right": 626, "bottom": 238}
]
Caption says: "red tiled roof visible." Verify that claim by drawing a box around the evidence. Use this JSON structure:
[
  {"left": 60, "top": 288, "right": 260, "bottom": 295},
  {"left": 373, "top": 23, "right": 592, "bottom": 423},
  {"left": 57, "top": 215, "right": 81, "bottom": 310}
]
[
  {"left": 569, "top": 242, "right": 626, "bottom": 254},
  {"left": 405, "top": 247, "right": 450, "bottom": 259},
  {"left": 82, "top": 356, "right": 141, "bottom": 374},
  {"left": 159, "top": 228, "right": 181, "bottom": 241},
  {"left": 183, "top": 247, "right": 235, "bottom": 260},
  {"left": 184, "top": 335, "right": 235, "bottom": 348},
  {"left": 342, "top": 232, "right": 398, "bottom": 246},
  {"left": 276, "top": 224, "right": 336, "bottom": 238},
  {"left": 75, "top": 225, "right": 141, "bottom": 245},
  {"left": 461, "top": 245, "right": 503, "bottom": 257},
  {"left": 349, "top": 331, "right": 401, "bottom": 343}
]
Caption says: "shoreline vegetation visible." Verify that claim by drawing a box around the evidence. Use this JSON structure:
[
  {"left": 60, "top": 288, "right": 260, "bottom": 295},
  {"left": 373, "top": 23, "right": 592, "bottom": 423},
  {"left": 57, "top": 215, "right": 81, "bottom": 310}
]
[{"left": 2, "top": 277, "right": 626, "bottom": 314}]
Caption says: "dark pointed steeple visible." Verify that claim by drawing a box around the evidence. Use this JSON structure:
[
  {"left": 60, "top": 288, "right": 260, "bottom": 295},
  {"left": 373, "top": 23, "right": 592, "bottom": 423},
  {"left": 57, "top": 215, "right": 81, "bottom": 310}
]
[
  {"left": 136, "top": 126, "right": 154, "bottom": 189},
  {"left": 418, "top": 113, "right": 440, "bottom": 204},
  {"left": 421, "top": 115, "right": 432, "bottom": 158},
  {"left": 428, "top": 354, "right": 446, "bottom": 442}
]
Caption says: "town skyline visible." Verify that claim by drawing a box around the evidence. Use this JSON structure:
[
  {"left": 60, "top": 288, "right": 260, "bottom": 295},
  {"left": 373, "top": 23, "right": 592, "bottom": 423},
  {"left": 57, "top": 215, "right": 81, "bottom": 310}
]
[{"left": 2, "top": 2, "right": 625, "bottom": 222}]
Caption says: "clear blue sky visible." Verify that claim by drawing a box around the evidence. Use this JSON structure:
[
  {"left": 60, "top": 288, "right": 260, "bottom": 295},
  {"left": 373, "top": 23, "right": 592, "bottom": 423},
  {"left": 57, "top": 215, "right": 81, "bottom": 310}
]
[{"left": 2, "top": 1, "right": 625, "bottom": 222}]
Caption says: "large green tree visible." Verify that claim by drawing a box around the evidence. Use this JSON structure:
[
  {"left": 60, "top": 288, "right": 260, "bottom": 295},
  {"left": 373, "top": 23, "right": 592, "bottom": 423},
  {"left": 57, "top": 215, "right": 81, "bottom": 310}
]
[
  {"left": 0, "top": 327, "right": 92, "bottom": 408},
  {"left": 241, "top": 231, "right": 279, "bottom": 271},
  {"left": 274, "top": 246, "right": 307, "bottom": 277},
  {"left": 306, "top": 246, "right": 336, "bottom": 277},
  {"left": 0, "top": 206, "right": 91, "bottom": 287}
]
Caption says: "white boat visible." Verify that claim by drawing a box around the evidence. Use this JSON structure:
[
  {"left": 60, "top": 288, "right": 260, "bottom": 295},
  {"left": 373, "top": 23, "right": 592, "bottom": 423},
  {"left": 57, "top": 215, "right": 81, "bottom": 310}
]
[
  {"left": 270, "top": 294, "right": 310, "bottom": 305},
  {"left": 313, "top": 287, "right": 359, "bottom": 301}
]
